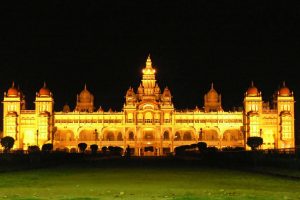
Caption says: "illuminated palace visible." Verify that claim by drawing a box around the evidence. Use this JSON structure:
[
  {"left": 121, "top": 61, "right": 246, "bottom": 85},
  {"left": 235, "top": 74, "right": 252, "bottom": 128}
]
[{"left": 2, "top": 56, "right": 295, "bottom": 155}]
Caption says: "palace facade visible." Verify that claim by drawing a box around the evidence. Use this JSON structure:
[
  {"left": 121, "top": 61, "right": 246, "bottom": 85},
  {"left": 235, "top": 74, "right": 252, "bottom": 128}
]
[{"left": 2, "top": 56, "right": 295, "bottom": 155}]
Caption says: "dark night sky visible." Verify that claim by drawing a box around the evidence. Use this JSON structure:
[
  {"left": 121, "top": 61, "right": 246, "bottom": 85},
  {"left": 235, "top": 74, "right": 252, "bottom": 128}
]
[{"left": 0, "top": 1, "right": 300, "bottom": 132}]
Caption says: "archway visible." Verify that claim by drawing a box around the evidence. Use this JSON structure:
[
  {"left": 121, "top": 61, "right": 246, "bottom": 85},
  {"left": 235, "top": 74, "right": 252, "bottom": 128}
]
[
  {"left": 128, "top": 132, "right": 134, "bottom": 141},
  {"left": 202, "top": 129, "right": 219, "bottom": 141},
  {"left": 79, "top": 130, "right": 95, "bottom": 141},
  {"left": 117, "top": 132, "right": 123, "bottom": 141},
  {"left": 163, "top": 131, "right": 169, "bottom": 140},
  {"left": 104, "top": 131, "right": 115, "bottom": 141},
  {"left": 183, "top": 131, "right": 192, "bottom": 141},
  {"left": 223, "top": 130, "right": 243, "bottom": 141},
  {"left": 55, "top": 130, "right": 75, "bottom": 141}
]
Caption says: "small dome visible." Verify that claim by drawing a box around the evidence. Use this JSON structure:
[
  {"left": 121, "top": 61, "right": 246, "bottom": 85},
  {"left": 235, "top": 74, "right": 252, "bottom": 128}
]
[
  {"left": 79, "top": 84, "right": 93, "bottom": 103},
  {"left": 63, "top": 104, "right": 71, "bottom": 113},
  {"left": 163, "top": 87, "right": 171, "bottom": 96},
  {"left": 126, "top": 87, "right": 135, "bottom": 96},
  {"left": 7, "top": 82, "right": 19, "bottom": 97},
  {"left": 246, "top": 82, "right": 259, "bottom": 96},
  {"left": 39, "top": 82, "right": 51, "bottom": 96},
  {"left": 278, "top": 82, "right": 290, "bottom": 96}
]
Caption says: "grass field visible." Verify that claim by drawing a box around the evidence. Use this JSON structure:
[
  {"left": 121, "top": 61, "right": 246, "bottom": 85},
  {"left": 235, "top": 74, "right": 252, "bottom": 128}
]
[{"left": 0, "top": 163, "right": 299, "bottom": 200}]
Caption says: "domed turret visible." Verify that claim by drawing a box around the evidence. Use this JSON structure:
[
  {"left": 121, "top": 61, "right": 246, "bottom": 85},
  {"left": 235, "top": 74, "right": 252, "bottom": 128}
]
[
  {"left": 137, "top": 83, "right": 144, "bottom": 94},
  {"left": 161, "top": 86, "right": 172, "bottom": 103},
  {"left": 278, "top": 82, "right": 291, "bottom": 96},
  {"left": 62, "top": 103, "right": 71, "bottom": 113},
  {"left": 162, "top": 86, "right": 171, "bottom": 97},
  {"left": 126, "top": 87, "right": 135, "bottom": 97},
  {"left": 126, "top": 87, "right": 136, "bottom": 104},
  {"left": 39, "top": 82, "right": 51, "bottom": 96},
  {"left": 7, "top": 82, "right": 19, "bottom": 97},
  {"left": 246, "top": 81, "right": 259, "bottom": 96},
  {"left": 154, "top": 83, "right": 161, "bottom": 94}
]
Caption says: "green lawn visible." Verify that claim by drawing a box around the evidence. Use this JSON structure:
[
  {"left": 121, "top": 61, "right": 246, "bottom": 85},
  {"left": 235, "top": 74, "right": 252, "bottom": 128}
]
[{"left": 0, "top": 164, "right": 299, "bottom": 200}]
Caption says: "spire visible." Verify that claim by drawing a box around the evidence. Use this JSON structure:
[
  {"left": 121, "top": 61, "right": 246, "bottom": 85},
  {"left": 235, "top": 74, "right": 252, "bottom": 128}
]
[
  {"left": 43, "top": 81, "right": 47, "bottom": 88},
  {"left": 146, "top": 54, "right": 152, "bottom": 69},
  {"left": 283, "top": 81, "right": 286, "bottom": 87},
  {"left": 251, "top": 81, "right": 254, "bottom": 87},
  {"left": 12, "top": 81, "right": 15, "bottom": 88},
  {"left": 84, "top": 83, "right": 87, "bottom": 90},
  {"left": 211, "top": 82, "right": 214, "bottom": 89}
]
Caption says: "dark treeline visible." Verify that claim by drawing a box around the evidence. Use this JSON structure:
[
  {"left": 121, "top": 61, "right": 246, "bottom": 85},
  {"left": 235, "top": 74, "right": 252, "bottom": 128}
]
[{"left": 0, "top": 148, "right": 300, "bottom": 174}]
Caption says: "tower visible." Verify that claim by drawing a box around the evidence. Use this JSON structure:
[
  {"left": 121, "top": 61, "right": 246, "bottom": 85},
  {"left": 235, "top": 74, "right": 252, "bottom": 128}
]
[
  {"left": 141, "top": 55, "right": 157, "bottom": 101},
  {"left": 2, "top": 82, "right": 23, "bottom": 148},
  {"left": 243, "top": 82, "right": 263, "bottom": 145},
  {"left": 35, "top": 82, "right": 54, "bottom": 147},
  {"left": 274, "top": 82, "right": 295, "bottom": 148}
]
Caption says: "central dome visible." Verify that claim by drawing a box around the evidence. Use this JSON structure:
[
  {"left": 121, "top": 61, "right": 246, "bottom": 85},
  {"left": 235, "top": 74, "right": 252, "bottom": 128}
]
[
  {"left": 207, "top": 83, "right": 218, "bottom": 102},
  {"left": 79, "top": 84, "right": 93, "bottom": 102}
]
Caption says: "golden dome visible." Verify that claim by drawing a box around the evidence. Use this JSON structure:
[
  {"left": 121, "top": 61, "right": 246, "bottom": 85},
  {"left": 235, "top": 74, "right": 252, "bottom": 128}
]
[
  {"left": 79, "top": 84, "right": 93, "bottom": 102},
  {"left": 39, "top": 82, "right": 51, "bottom": 96},
  {"left": 7, "top": 82, "right": 18, "bottom": 97},
  {"left": 278, "top": 82, "right": 290, "bottom": 96},
  {"left": 246, "top": 82, "right": 259, "bottom": 96}
]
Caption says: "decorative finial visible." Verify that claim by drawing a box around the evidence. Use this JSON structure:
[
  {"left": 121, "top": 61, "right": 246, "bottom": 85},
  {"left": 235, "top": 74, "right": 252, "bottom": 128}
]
[
  {"left": 283, "top": 81, "right": 286, "bottom": 87},
  {"left": 251, "top": 81, "right": 254, "bottom": 87},
  {"left": 211, "top": 82, "right": 214, "bottom": 89},
  {"left": 43, "top": 81, "right": 47, "bottom": 88},
  {"left": 84, "top": 83, "right": 87, "bottom": 90},
  {"left": 12, "top": 81, "right": 15, "bottom": 88},
  {"left": 146, "top": 54, "right": 152, "bottom": 68}
]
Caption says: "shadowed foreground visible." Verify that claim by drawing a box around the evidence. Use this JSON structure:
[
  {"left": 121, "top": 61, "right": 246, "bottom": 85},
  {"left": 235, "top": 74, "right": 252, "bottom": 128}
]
[{"left": 0, "top": 158, "right": 299, "bottom": 200}]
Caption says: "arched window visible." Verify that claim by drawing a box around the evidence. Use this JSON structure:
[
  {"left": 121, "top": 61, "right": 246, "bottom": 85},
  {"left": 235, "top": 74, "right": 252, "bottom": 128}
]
[
  {"left": 163, "top": 131, "right": 169, "bottom": 140},
  {"left": 117, "top": 132, "right": 123, "bottom": 141},
  {"left": 106, "top": 132, "right": 115, "bottom": 141},
  {"left": 183, "top": 132, "right": 192, "bottom": 141},
  {"left": 128, "top": 132, "right": 134, "bottom": 141}
]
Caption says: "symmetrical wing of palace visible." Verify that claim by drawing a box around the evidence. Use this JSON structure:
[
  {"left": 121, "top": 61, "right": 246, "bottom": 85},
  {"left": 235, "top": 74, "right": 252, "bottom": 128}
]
[{"left": 2, "top": 56, "right": 295, "bottom": 155}]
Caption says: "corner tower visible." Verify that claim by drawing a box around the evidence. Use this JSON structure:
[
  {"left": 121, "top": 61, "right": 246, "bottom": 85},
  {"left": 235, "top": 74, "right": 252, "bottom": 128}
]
[
  {"left": 2, "top": 82, "right": 24, "bottom": 146},
  {"left": 35, "top": 82, "right": 54, "bottom": 146},
  {"left": 274, "top": 82, "right": 295, "bottom": 148},
  {"left": 243, "top": 82, "right": 263, "bottom": 141}
]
